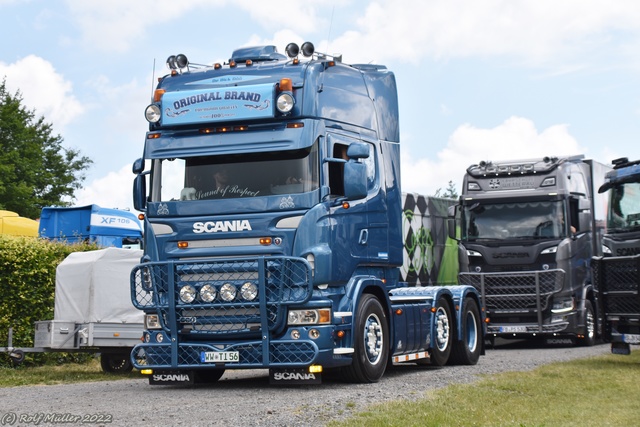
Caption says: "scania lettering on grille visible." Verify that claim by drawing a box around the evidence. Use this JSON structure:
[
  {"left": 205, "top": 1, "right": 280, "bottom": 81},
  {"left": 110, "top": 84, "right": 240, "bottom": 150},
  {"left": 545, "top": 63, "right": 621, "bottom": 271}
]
[{"left": 193, "top": 220, "right": 252, "bottom": 233}]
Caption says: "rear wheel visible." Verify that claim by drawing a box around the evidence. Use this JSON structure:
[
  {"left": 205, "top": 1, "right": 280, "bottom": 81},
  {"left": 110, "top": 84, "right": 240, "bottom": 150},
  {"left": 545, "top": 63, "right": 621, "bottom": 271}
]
[
  {"left": 449, "top": 297, "right": 482, "bottom": 365},
  {"left": 429, "top": 297, "right": 453, "bottom": 366},
  {"left": 341, "top": 294, "right": 389, "bottom": 383},
  {"left": 100, "top": 352, "right": 133, "bottom": 374}
]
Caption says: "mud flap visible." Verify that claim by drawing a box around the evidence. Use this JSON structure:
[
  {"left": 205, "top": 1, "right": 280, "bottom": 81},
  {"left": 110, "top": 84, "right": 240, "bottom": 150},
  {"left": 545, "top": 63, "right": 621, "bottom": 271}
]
[
  {"left": 269, "top": 368, "right": 321, "bottom": 385},
  {"left": 148, "top": 370, "right": 195, "bottom": 385},
  {"left": 611, "top": 342, "right": 631, "bottom": 355}
]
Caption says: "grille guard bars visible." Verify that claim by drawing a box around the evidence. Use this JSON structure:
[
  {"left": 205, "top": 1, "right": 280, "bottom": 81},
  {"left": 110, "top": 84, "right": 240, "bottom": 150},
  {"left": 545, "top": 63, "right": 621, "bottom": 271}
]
[{"left": 131, "top": 256, "right": 313, "bottom": 335}]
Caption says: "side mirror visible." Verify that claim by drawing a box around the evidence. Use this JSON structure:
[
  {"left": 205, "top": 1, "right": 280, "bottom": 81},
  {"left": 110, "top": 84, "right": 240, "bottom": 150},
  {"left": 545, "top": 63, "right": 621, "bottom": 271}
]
[
  {"left": 346, "top": 142, "right": 370, "bottom": 159},
  {"left": 132, "top": 158, "right": 145, "bottom": 174},
  {"left": 578, "top": 211, "right": 591, "bottom": 232},
  {"left": 447, "top": 218, "right": 458, "bottom": 240},
  {"left": 133, "top": 175, "right": 147, "bottom": 211},
  {"left": 343, "top": 161, "right": 367, "bottom": 200},
  {"left": 578, "top": 198, "right": 591, "bottom": 211}
]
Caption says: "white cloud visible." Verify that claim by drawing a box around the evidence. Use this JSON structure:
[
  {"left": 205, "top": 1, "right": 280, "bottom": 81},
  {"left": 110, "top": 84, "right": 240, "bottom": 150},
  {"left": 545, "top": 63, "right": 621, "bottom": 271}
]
[
  {"left": 64, "top": 0, "right": 222, "bottom": 53},
  {"left": 0, "top": 55, "right": 84, "bottom": 129},
  {"left": 401, "top": 116, "right": 584, "bottom": 196},
  {"left": 329, "top": 0, "right": 640, "bottom": 68},
  {"left": 72, "top": 164, "right": 135, "bottom": 210}
]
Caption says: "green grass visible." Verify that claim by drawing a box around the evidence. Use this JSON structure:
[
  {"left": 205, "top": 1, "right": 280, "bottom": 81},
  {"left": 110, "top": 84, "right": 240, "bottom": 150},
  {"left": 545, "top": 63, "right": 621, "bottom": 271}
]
[
  {"left": 330, "top": 350, "right": 640, "bottom": 427},
  {"left": 0, "top": 358, "right": 141, "bottom": 387}
]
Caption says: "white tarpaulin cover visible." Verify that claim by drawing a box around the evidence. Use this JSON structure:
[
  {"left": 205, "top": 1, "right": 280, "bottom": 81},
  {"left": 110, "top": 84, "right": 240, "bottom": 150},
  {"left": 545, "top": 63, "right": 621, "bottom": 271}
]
[{"left": 54, "top": 248, "right": 143, "bottom": 323}]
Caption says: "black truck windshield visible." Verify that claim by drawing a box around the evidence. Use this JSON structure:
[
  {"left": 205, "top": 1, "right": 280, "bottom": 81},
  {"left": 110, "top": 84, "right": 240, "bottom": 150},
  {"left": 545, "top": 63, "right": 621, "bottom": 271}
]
[
  {"left": 151, "top": 144, "right": 319, "bottom": 202},
  {"left": 463, "top": 200, "right": 567, "bottom": 240},
  {"left": 608, "top": 182, "right": 640, "bottom": 232}
]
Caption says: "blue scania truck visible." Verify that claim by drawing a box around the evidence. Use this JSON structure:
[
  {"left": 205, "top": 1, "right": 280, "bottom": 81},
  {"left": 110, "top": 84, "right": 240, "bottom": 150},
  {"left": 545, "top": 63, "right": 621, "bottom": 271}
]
[{"left": 130, "top": 42, "right": 483, "bottom": 385}]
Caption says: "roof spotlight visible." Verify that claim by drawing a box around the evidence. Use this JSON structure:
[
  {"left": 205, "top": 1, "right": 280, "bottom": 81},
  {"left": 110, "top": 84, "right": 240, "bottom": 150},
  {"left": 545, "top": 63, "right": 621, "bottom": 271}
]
[
  {"left": 175, "top": 54, "right": 189, "bottom": 69},
  {"left": 166, "top": 55, "right": 177, "bottom": 70},
  {"left": 285, "top": 43, "right": 299, "bottom": 58},
  {"left": 301, "top": 42, "right": 315, "bottom": 57}
]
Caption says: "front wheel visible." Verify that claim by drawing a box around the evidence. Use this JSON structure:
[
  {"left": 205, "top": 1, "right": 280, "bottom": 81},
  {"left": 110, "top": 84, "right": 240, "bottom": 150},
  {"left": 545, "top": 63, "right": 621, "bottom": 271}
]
[
  {"left": 341, "top": 294, "right": 389, "bottom": 383},
  {"left": 577, "top": 300, "right": 596, "bottom": 347},
  {"left": 429, "top": 297, "right": 453, "bottom": 366},
  {"left": 449, "top": 297, "right": 482, "bottom": 365}
]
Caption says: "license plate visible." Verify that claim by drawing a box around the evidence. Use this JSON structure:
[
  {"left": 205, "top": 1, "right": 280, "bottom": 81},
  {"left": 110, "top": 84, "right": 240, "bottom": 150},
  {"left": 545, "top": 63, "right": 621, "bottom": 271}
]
[
  {"left": 622, "top": 334, "right": 640, "bottom": 344},
  {"left": 201, "top": 351, "right": 239, "bottom": 363},
  {"left": 499, "top": 326, "right": 527, "bottom": 333}
]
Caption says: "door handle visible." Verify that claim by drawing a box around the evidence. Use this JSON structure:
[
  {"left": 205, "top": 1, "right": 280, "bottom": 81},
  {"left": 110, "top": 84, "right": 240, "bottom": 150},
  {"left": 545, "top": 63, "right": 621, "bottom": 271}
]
[{"left": 359, "top": 229, "right": 369, "bottom": 245}]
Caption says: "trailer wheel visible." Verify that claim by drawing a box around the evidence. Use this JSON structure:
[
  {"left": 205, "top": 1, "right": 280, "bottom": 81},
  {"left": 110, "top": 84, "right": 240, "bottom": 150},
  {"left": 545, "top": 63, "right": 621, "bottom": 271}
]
[
  {"left": 449, "top": 297, "right": 482, "bottom": 365},
  {"left": 429, "top": 297, "right": 453, "bottom": 366},
  {"left": 341, "top": 294, "right": 389, "bottom": 383},
  {"left": 100, "top": 353, "right": 133, "bottom": 374},
  {"left": 577, "top": 300, "right": 596, "bottom": 347},
  {"left": 9, "top": 349, "right": 25, "bottom": 366}
]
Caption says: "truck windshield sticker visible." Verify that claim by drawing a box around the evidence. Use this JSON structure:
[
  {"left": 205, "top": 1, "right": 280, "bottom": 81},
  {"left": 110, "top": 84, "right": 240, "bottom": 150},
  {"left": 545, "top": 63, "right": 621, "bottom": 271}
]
[
  {"left": 162, "top": 83, "right": 275, "bottom": 126},
  {"left": 185, "top": 75, "right": 267, "bottom": 86}
]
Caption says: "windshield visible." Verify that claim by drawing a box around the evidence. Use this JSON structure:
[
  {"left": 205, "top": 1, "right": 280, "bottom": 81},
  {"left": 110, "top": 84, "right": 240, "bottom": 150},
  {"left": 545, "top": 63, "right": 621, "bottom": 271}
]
[
  {"left": 463, "top": 200, "right": 567, "bottom": 240},
  {"left": 608, "top": 183, "right": 640, "bottom": 232},
  {"left": 150, "top": 144, "right": 319, "bottom": 202}
]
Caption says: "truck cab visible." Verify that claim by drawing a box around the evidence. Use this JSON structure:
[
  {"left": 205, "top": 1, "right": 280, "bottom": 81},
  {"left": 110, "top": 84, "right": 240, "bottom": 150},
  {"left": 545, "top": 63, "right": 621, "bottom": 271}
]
[{"left": 454, "top": 156, "right": 610, "bottom": 345}]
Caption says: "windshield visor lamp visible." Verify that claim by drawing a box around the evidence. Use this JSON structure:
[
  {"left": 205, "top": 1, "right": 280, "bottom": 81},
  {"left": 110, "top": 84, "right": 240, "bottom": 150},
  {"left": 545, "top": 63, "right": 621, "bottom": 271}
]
[
  {"left": 276, "top": 92, "right": 294, "bottom": 113},
  {"left": 145, "top": 104, "right": 161, "bottom": 123}
]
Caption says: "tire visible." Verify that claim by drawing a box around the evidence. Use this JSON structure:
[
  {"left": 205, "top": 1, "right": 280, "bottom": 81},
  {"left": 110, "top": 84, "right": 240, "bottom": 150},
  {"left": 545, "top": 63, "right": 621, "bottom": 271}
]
[
  {"left": 341, "top": 294, "right": 389, "bottom": 383},
  {"left": 194, "top": 369, "right": 225, "bottom": 383},
  {"left": 100, "top": 352, "right": 134, "bottom": 374},
  {"left": 449, "top": 297, "right": 482, "bottom": 365},
  {"left": 429, "top": 297, "right": 453, "bottom": 366},
  {"left": 577, "top": 300, "right": 596, "bottom": 347}
]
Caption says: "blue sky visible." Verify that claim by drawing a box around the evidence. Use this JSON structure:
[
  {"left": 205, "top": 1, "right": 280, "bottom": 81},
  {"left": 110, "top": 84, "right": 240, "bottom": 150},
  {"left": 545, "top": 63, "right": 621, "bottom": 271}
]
[{"left": 2, "top": 0, "right": 640, "bottom": 212}]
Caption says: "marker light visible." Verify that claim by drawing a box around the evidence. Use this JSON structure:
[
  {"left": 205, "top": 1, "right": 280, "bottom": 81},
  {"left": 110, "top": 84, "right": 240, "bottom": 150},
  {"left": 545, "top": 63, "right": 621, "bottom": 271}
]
[{"left": 279, "top": 78, "right": 293, "bottom": 92}]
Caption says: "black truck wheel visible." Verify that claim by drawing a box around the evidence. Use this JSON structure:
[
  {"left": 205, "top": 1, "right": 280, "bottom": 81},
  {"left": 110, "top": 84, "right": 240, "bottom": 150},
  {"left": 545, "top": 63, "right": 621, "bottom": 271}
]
[
  {"left": 429, "top": 297, "right": 453, "bottom": 366},
  {"left": 577, "top": 300, "right": 596, "bottom": 347},
  {"left": 100, "top": 352, "right": 134, "bottom": 374},
  {"left": 341, "top": 294, "right": 389, "bottom": 383},
  {"left": 448, "top": 297, "right": 482, "bottom": 365}
]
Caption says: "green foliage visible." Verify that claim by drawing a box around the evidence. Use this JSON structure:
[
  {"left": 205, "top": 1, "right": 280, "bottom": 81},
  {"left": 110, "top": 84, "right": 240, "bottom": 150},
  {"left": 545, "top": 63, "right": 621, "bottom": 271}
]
[
  {"left": 0, "top": 79, "right": 93, "bottom": 219},
  {"left": 0, "top": 235, "right": 98, "bottom": 367},
  {"left": 434, "top": 180, "right": 458, "bottom": 199}
]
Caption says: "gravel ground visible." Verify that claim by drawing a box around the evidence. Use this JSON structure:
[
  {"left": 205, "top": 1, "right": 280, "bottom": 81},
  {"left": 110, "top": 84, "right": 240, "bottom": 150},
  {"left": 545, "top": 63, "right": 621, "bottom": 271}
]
[{"left": 0, "top": 340, "right": 612, "bottom": 427}]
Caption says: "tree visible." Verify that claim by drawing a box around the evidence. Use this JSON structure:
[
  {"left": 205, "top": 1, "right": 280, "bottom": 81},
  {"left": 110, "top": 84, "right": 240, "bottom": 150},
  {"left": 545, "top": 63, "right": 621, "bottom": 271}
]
[
  {"left": 434, "top": 180, "right": 459, "bottom": 199},
  {"left": 0, "top": 79, "right": 92, "bottom": 219}
]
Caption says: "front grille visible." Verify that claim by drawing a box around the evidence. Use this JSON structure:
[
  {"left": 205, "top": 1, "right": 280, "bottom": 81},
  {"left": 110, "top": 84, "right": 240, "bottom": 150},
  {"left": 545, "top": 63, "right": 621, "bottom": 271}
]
[
  {"left": 459, "top": 269, "right": 564, "bottom": 311},
  {"left": 592, "top": 256, "right": 640, "bottom": 316}
]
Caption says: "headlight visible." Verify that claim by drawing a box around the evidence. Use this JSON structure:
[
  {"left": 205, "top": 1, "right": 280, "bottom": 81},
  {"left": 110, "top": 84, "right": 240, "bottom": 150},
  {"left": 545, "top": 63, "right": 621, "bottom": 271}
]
[
  {"left": 276, "top": 93, "right": 294, "bottom": 113},
  {"left": 240, "top": 282, "right": 258, "bottom": 301},
  {"left": 287, "top": 308, "right": 331, "bottom": 325},
  {"left": 179, "top": 285, "right": 197, "bottom": 303},
  {"left": 219, "top": 283, "right": 237, "bottom": 302},
  {"left": 144, "top": 314, "right": 161, "bottom": 329},
  {"left": 145, "top": 104, "right": 161, "bottom": 123},
  {"left": 541, "top": 246, "right": 558, "bottom": 255},
  {"left": 551, "top": 298, "right": 575, "bottom": 314},
  {"left": 200, "top": 284, "right": 217, "bottom": 302}
]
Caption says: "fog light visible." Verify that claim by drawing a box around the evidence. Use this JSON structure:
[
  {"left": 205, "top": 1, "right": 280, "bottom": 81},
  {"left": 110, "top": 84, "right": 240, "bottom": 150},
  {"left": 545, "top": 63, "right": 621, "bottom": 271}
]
[
  {"left": 240, "top": 282, "right": 258, "bottom": 301},
  {"left": 156, "top": 333, "right": 164, "bottom": 343},
  {"left": 145, "top": 104, "right": 161, "bottom": 123},
  {"left": 276, "top": 93, "right": 294, "bottom": 113},
  {"left": 220, "top": 283, "right": 237, "bottom": 302},
  {"left": 179, "top": 285, "right": 197, "bottom": 303},
  {"left": 309, "top": 329, "right": 320, "bottom": 339},
  {"left": 200, "top": 284, "right": 217, "bottom": 302},
  {"left": 291, "top": 329, "right": 301, "bottom": 339}
]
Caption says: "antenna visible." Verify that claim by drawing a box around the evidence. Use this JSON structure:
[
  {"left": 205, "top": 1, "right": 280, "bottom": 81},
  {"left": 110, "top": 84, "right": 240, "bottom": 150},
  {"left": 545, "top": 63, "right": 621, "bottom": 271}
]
[
  {"left": 150, "top": 58, "right": 156, "bottom": 103},
  {"left": 325, "top": 6, "right": 335, "bottom": 54}
]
